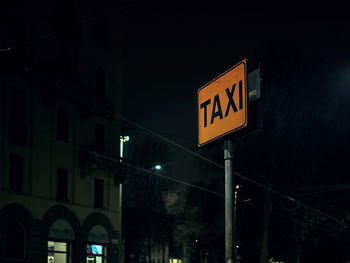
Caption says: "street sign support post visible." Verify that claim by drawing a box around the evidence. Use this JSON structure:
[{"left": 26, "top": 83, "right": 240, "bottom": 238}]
[
  {"left": 224, "top": 139, "right": 235, "bottom": 263},
  {"left": 198, "top": 59, "right": 253, "bottom": 263}
]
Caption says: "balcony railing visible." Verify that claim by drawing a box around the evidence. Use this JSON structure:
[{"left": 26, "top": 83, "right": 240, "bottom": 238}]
[{"left": 80, "top": 147, "right": 126, "bottom": 184}]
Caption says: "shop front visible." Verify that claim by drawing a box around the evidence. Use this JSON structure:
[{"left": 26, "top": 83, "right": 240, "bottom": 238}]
[
  {"left": 47, "top": 219, "right": 75, "bottom": 263},
  {"left": 86, "top": 225, "right": 110, "bottom": 263}
]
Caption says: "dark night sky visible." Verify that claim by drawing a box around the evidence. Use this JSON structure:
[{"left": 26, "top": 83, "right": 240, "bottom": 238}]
[
  {"left": 2, "top": 2, "right": 350, "bottom": 260},
  {"left": 120, "top": 2, "right": 350, "bottom": 183},
  {"left": 122, "top": 4, "right": 349, "bottom": 125}
]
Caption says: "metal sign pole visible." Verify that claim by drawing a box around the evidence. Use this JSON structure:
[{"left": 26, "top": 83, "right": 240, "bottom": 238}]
[
  {"left": 224, "top": 140, "right": 235, "bottom": 263},
  {"left": 197, "top": 59, "right": 250, "bottom": 263}
]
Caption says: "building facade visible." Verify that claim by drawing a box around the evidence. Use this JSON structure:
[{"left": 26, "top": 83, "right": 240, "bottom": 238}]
[{"left": 0, "top": 1, "right": 124, "bottom": 263}]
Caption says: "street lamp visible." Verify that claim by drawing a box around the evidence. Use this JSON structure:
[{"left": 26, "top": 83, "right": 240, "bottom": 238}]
[
  {"left": 154, "top": 164, "right": 162, "bottom": 170},
  {"left": 120, "top": 136, "right": 130, "bottom": 162},
  {"left": 119, "top": 135, "right": 129, "bottom": 263}
]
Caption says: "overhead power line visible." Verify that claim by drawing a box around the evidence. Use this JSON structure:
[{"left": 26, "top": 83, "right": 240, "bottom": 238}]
[
  {"left": 39, "top": 132, "right": 224, "bottom": 198},
  {"left": 25, "top": 68, "right": 347, "bottom": 228},
  {"left": 42, "top": 129, "right": 345, "bottom": 236},
  {"left": 33, "top": 129, "right": 350, "bottom": 241},
  {"left": 0, "top": 0, "right": 145, "bottom": 52},
  {"left": 293, "top": 184, "right": 350, "bottom": 197},
  {"left": 37, "top": 130, "right": 350, "bottom": 238}
]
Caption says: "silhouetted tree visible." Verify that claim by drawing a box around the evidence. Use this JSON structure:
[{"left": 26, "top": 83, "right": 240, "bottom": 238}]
[{"left": 124, "top": 138, "right": 171, "bottom": 263}]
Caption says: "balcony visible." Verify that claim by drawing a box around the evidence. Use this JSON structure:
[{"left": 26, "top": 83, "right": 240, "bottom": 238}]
[{"left": 80, "top": 147, "right": 126, "bottom": 184}]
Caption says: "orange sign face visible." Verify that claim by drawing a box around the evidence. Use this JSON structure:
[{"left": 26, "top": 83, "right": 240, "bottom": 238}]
[{"left": 198, "top": 60, "right": 247, "bottom": 147}]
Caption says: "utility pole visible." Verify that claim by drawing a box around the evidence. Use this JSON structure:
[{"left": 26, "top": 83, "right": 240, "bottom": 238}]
[{"left": 224, "top": 140, "right": 235, "bottom": 263}]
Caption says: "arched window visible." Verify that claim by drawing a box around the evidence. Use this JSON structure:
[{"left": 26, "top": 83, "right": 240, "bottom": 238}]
[
  {"left": 5, "top": 221, "right": 26, "bottom": 259},
  {"left": 48, "top": 219, "right": 74, "bottom": 263},
  {"left": 8, "top": 11, "right": 26, "bottom": 48},
  {"left": 96, "top": 68, "right": 106, "bottom": 104},
  {"left": 86, "top": 225, "right": 109, "bottom": 263}
]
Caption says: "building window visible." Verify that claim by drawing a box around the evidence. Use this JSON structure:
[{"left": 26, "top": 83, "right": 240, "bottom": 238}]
[
  {"left": 5, "top": 221, "right": 26, "bottom": 259},
  {"left": 9, "top": 16, "right": 26, "bottom": 47},
  {"left": 48, "top": 241, "right": 72, "bottom": 263},
  {"left": 86, "top": 244, "right": 107, "bottom": 263},
  {"left": 57, "top": 168, "right": 68, "bottom": 201},
  {"left": 58, "top": 46, "right": 73, "bottom": 79},
  {"left": 96, "top": 68, "right": 106, "bottom": 105},
  {"left": 94, "top": 179, "right": 103, "bottom": 208},
  {"left": 51, "top": 2, "right": 81, "bottom": 47},
  {"left": 57, "top": 107, "right": 70, "bottom": 142},
  {"left": 95, "top": 17, "right": 110, "bottom": 50},
  {"left": 95, "top": 124, "right": 105, "bottom": 151},
  {"left": 10, "top": 154, "right": 24, "bottom": 192},
  {"left": 8, "top": 88, "right": 27, "bottom": 146}
]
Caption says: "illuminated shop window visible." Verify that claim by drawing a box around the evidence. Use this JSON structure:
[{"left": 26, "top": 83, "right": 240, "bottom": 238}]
[
  {"left": 48, "top": 241, "right": 72, "bottom": 263},
  {"left": 169, "top": 259, "right": 181, "bottom": 263},
  {"left": 86, "top": 244, "right": 107, "bottom": 263}
]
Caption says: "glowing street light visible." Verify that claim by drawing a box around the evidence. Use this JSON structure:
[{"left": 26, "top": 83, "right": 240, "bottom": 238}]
[
  {"left": 154, "top": 164, "right": 162, "bottom": 170},
  {"left": 120, "top": 136, "right": 130, "bottom": 162}
]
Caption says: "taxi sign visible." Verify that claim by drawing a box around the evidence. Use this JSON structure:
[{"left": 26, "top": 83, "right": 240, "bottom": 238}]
[{"left": 198, "top": 59, "right": 248, "bottom": 147}]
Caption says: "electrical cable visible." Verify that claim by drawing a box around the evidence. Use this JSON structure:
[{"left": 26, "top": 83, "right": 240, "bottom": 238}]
[
  {"left": 293, "top": 185, "right": 350, "bottom": 197},
  {"left": 243, "top": 201, "right": 350, "bottom": 242},
  {"left": 38, "top": 131, "right": 348, "bottom": 239},
  {"left": 39, "top": 132, "right": 224, "bottom": 198},
  {"left": 41, "top": 129, "right": 343, "bottom": 236},
  {"left": 0, "top": 0, "right": 145, "bottom": 52},
  {"left": 35, "top": 120, "right": 349, "bottom": 239},
  {"left": 27, "top": 69, "right": 347, "bottom": 228}
]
